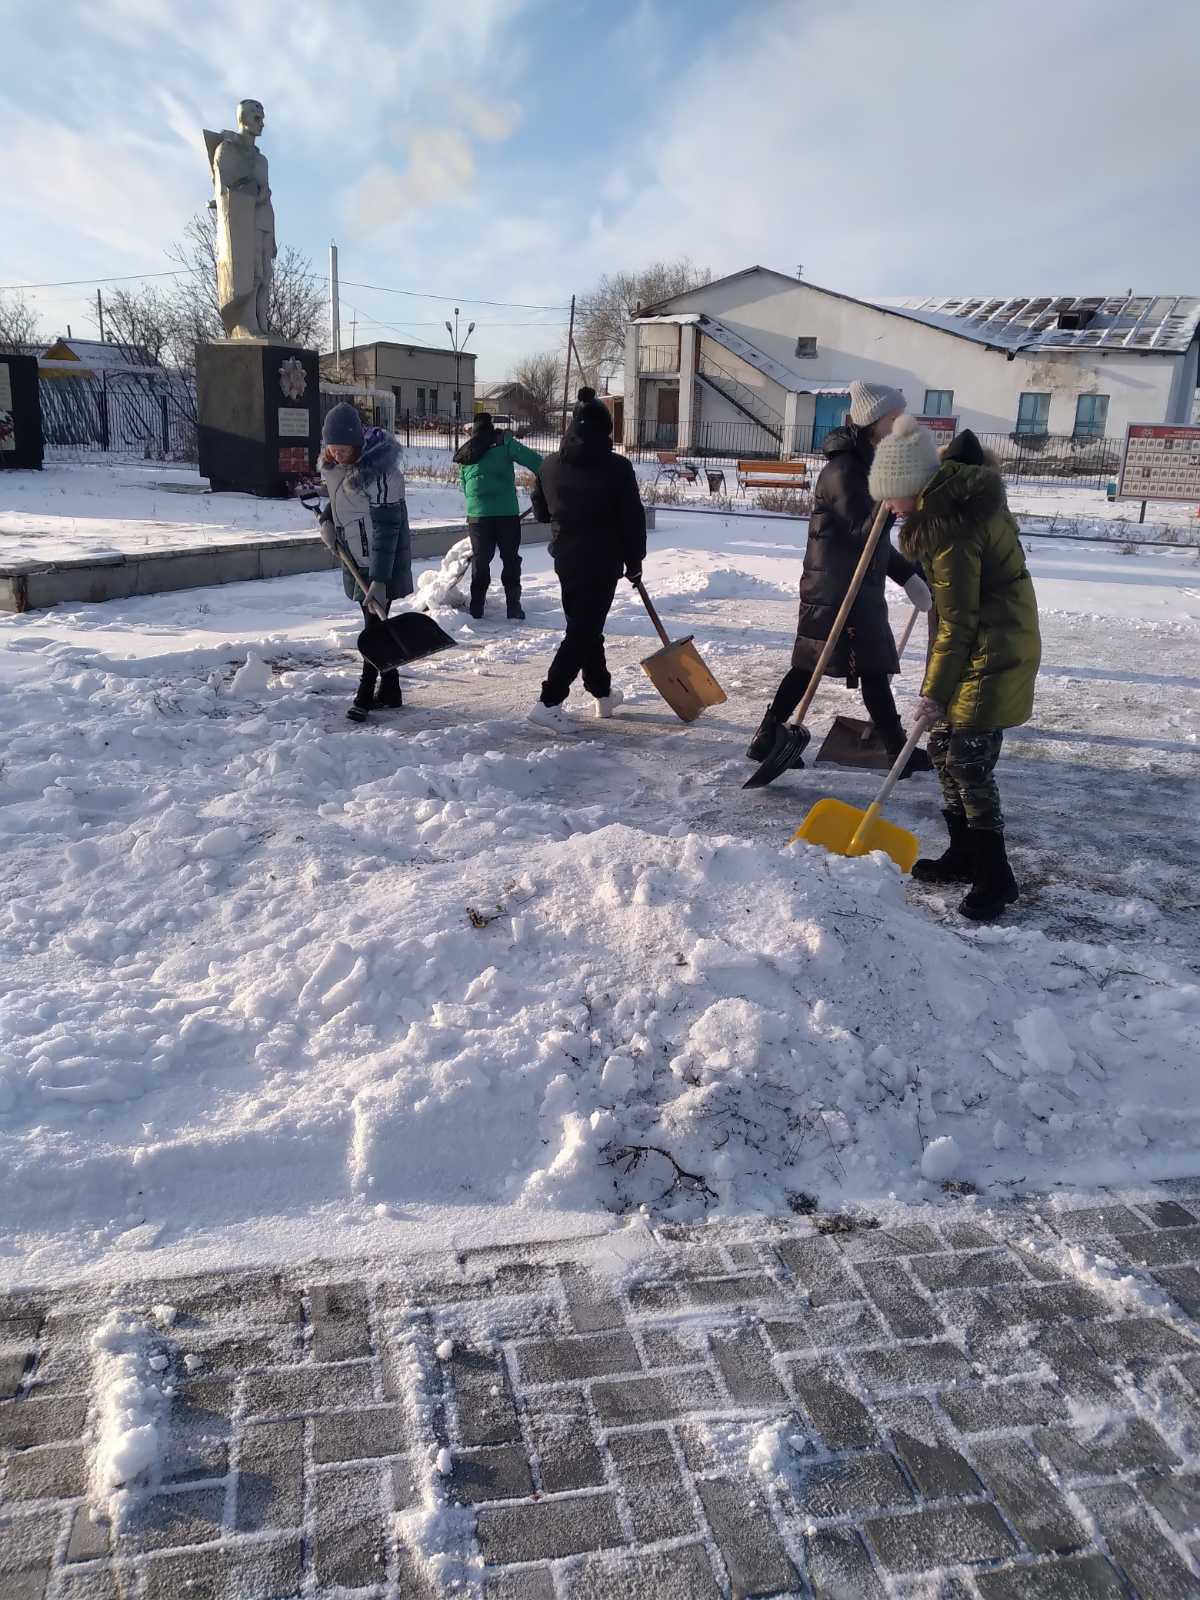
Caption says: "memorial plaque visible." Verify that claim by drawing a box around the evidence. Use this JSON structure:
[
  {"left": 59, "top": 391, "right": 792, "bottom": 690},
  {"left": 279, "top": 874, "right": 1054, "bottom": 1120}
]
[{"left": 1117, "top": 423, "right": 1200, "bottom": 504}]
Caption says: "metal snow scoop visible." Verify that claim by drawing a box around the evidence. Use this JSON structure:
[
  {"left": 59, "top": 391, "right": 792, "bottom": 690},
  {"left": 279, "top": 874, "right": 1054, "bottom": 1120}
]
[
  {"left": 633, "top": 577, "right": 728, "bottom": 723},
  {"left": 791, "top": 717, "right": 935, "bottom": 872},
  {"left": 301, "top": 495, "right": 457, "bottom": 671},
  {"left": 744, "top": 501, "right": 893, "bottom": 789},
  {"left": 814, "top": 604, "right": 923, "bottom": 771}
]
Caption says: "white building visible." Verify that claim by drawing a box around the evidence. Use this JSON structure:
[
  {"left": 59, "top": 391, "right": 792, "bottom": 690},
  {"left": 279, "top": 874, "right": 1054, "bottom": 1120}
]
[{"left": 623, "top": 268, "right": 1200, "bottom": 454}]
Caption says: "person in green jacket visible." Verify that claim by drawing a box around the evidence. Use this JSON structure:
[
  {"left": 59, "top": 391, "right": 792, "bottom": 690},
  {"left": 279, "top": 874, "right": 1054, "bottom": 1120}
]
[
  {"left": 453, "top": 414, "right": 544, "bottom": 620},
  {"left": 868, "top": 415, "right": 1042, "bottom": 921}
]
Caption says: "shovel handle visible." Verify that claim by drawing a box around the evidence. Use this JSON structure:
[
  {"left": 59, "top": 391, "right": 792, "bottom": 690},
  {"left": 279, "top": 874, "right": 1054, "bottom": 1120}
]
[
  {"left": 896, "top": 605, "right": 921, "bottom": 663},
  {"left": 334, "top": 540, "right": 388, "bottom": 620},
  {"left": 633, "top": 577, "right": 672, "bottom": 648},
  {"left": 847, "top": 716, "right": 935, "bottom": 854},
  {"left": 787, "top": 501, "right": 893, "bottom": 728}
]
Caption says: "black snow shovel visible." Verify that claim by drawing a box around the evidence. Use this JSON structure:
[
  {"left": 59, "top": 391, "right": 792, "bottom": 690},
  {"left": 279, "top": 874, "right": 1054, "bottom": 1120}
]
[
  {"left": 814, "top": 604, "right": 923, "bottom": 770},
  {"left": 301, "top": 496, "right": 457, "bottom": 670},
  {"left": 744, "top": 501, "right": 893, "bottom": 789}
]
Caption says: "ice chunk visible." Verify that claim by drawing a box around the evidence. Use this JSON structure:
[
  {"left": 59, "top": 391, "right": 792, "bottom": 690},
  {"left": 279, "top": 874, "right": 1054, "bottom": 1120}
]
[{"left": 921, "top": 1135, "right": 961, "bottom": 1181}]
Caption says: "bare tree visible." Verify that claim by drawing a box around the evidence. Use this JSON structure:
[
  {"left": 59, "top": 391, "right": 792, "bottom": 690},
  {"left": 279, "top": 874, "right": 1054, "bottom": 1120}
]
[
  {"left": 0, "top": 291, "right": 41, "bottom": 354},
  {"left": 166, "top": 210, "right": 324, "bottom": 351},
  {"left": 509, "top": 351, "right": 566, "bottom": 429},
  {"left": 577, "top": 259, "right": 711, "bottom": 386}
]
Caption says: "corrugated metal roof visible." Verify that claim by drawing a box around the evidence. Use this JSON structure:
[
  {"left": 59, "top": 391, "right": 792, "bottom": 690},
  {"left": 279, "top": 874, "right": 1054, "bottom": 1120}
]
[{"left": 874, "top": 294, "right": 1200, "bottom": 355}]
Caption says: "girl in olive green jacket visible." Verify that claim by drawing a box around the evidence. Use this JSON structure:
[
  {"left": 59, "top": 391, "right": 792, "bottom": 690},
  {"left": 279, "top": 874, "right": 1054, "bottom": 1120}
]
[{"left": 868, "top": 417, "right": 1041, "bottom": 921}]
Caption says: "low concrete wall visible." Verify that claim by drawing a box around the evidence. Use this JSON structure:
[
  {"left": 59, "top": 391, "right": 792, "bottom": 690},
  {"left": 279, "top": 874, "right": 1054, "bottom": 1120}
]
[{"left": 0, "top": 507, "right": 656, "bottom": 614}]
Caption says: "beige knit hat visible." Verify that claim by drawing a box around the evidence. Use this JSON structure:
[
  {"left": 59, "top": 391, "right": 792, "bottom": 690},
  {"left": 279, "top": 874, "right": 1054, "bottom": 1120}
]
[
  {"left": 868, "top": 414, "right": 942, "bottom": 500},
  {"left": 848, "top": 379, "right": 907, "bottom": 429}
]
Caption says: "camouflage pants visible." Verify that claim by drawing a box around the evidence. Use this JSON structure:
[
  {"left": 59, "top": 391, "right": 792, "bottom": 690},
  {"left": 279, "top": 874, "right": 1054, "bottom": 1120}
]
[{"left": 927, "top": 724, "right": 1005, "bottom": 832}]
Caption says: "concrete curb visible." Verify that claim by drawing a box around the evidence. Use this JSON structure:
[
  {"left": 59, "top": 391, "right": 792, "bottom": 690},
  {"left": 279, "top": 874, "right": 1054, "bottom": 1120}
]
[{"left": 0, "top": 507, "right": 656, "bottom": 614}]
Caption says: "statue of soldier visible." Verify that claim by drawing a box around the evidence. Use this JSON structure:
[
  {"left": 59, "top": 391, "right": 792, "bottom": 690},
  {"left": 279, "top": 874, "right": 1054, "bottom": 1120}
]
[{"left": 204, "top": 100, "right": 277, "bottom": 339}]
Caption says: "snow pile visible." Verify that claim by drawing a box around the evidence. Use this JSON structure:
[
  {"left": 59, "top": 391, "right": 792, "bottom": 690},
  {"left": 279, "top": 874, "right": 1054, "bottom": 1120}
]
[
  {"left": 645, "top": 557, "right": 795, "bottom": 603},
  {"left": 413, "top": 537, "right": 472, "bottom": 612},
  {"left": 89, "top": 1310, "right": 170, "bottom": 1525}
]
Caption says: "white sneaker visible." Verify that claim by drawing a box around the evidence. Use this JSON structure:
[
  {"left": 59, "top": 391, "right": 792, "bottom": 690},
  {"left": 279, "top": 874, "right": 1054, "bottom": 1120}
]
[
  {"left": 594, "top": 688, "right": 624, "bottom": 719},
  {"left": 528, "top": 700, "right": 578, "bottom": 733}
]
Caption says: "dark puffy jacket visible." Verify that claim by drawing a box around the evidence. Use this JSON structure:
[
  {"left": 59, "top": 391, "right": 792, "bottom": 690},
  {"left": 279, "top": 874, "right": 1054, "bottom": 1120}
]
[
  {"left": 790, "top": 424, "right": 916, "bottom": 679},
  {"left": 900, "top": 461, "right": 1041, "bottom": 729},
  {"left": 531, "top": 430, "right": 646, "bottom": 582}
]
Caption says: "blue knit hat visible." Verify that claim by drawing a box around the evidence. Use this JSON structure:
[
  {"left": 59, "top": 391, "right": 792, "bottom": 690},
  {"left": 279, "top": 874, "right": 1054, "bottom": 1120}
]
[{"left": 322, "top": 402, "right": 364, "bottom": 450}]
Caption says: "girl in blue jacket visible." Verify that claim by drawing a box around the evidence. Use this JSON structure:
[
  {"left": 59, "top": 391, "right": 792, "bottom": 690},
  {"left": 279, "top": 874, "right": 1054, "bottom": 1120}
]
[{"left": 318, "top": 402, "right": 412, "bottom": 721}]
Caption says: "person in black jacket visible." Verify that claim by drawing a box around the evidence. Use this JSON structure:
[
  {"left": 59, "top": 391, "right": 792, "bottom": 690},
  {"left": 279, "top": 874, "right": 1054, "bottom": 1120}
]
[
  {"left": 747, "top": 380, "right": 933, "bottom": 775},
  {"left": 528, "top": 388, "right": 647, "bottom": 732}
]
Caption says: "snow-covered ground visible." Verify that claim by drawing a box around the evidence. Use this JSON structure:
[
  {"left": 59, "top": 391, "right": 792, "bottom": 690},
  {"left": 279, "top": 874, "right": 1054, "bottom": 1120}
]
[
  {"left": 0, "top": 458, "right": 474, "bottom": 565},
  {"left": 5, "top": 455, "right": 1197, "bottom": 569},
  {"left": 0, "top": 487, "right": 1197, "bottom": 1291}
]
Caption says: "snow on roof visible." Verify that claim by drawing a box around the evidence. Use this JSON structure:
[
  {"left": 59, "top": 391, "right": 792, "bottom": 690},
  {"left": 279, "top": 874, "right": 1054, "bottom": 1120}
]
[
  {"left": 41, "top": 338, "right": 158, "bottom": 373},
  {"left": 874, "top": 294, "right": 1200, "bottom": 355}
]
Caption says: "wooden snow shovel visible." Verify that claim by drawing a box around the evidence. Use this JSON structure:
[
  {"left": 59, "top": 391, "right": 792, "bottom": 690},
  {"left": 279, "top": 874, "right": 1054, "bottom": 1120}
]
[
  {"left": 633, "top": 577, "right": 727, "bottom": 723},
  {"left": 301, "top": 495, "right": 457, "bottom": 670},
  {"left": 791, "top": 717, "right": 935, "bottom": 872},
  {"left": 814, "top": 604, "right": 923, "bottom": 771},
  {"left": 744, "top": 501, "right": 893, "bottom": 789}
]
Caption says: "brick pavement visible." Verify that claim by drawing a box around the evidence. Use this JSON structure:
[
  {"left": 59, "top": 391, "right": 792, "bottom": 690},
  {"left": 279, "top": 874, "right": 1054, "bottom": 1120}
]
[{"left": 3, "top": 1183, "right": 1200, "bottom": 1597}]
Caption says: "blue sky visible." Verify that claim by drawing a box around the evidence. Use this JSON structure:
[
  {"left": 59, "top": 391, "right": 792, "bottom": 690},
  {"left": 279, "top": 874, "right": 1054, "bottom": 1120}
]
[{"left": 4, "top": 0, "right": 1198, "bottom": 384}]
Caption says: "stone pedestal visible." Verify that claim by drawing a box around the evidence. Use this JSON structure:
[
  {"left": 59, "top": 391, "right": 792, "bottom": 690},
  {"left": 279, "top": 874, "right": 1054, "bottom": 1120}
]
[
  {"left": 196, "top": 341, "right": 319, "bottom": 497},
  {"left": 0, "top": 354, "right": 44, "bottom": 470}
]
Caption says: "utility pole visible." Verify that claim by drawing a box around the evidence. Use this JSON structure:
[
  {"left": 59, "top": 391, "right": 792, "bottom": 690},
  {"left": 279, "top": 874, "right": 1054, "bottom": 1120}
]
[
  {"left": 560, "top": 293, "right": 576, "bottom": 434},
  {"left": 96, "top": 289, "right": 106, "bottom": 343},
  {"left": 444, "top": 306, "right": 475, "bottom": 450},
  {"left": 329, "top": 241, "right": 341, "bottom": 365}
]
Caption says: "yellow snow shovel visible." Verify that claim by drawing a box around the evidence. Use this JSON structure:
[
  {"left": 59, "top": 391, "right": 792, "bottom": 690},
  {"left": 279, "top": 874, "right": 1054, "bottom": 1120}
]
[{"left": 792, "top": 717, "right": 935, "bottom": 872}]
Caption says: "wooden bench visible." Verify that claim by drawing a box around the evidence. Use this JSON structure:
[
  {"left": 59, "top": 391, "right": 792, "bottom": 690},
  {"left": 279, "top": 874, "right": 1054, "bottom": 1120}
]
[{"left": 736, "top": 458, "right": 811, "bottom": 494}]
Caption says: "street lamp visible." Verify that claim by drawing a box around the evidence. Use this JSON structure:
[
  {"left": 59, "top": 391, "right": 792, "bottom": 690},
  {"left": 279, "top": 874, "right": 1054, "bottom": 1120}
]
[{"left": 445, "top": 307, "right": 475, "bottom": 449}]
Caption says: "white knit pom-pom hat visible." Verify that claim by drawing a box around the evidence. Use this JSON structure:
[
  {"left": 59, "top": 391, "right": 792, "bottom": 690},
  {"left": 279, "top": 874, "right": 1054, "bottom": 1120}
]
[{"left": 868, "top": 413, "right": 942, "bottom": 501}]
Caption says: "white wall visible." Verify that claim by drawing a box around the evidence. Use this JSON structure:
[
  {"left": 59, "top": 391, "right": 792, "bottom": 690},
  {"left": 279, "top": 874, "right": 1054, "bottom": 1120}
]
[{"left": 653, "top": 274, "right": 1188, "bottom": 438}]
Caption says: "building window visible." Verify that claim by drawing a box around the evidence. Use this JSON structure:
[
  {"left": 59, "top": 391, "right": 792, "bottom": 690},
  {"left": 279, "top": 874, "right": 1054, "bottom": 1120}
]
[
  {"left": 1073, "top": 393, "right": 1109, "bottom": 437},
  {"left": 923, "top": 389, "right": 954, "bottom": 417},
  {"left": 1016, "top": 392, "right": 1051, "bottom": 435},
  {"left": 416, "top": 387, "right": 426, "bottom": 417},
  {"left": 795, "top": 336, "right": 818, "bottom": 359},
  {"left": 428, "top": 387, "right": 438, "bottom": 415}
]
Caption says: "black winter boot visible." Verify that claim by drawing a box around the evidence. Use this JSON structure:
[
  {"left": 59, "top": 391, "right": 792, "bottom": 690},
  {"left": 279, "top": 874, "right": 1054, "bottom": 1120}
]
[
  {"left": 375, "top": 670, "right": 403, "bottom": 708},
  {"left": 347, "top": 662, "right": 378, "bottom": 723},
  {"left": 469, "top": 594, "right": 485, "bottom": 620},
  {"left": 912, "top": 810, "right": 972, "bottom": 884},
  {"left": 506, "top": 591, "right": 525, "bottom": 621},
  {"left": 747, "top": 706, "right": 783, "bottom": 762},
  {"left": 885, "top": 731, "right": 934, "bottom": 779},
  {"left": 959, "top": 830, "right": 1020, "bottom": 921}
]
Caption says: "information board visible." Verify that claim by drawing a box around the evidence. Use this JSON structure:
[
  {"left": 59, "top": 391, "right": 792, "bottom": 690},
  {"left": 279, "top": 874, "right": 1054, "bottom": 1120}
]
[
  {"left": 1117, "top": 423, "right": 1200, "bottom": 503},
  {"left": 915, "top": 415, "right": 958, "bottom": 443}
]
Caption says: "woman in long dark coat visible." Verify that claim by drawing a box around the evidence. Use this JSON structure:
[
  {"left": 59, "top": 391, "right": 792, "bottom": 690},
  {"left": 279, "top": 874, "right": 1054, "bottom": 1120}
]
[{"left": 747, "top": 380, "right": 933, "bottom": 774}]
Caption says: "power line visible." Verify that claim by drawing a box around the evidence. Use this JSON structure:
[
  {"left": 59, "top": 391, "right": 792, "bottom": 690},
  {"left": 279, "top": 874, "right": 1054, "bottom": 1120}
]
[
  {"left": 338, "top": 278, "right": 570, "bottom": 311},
  {"left": 1, "top": 270, "right": 185, "bottom": 292},
  {"left": 5, "top": 268, "right": 571, "bottom": 313}
]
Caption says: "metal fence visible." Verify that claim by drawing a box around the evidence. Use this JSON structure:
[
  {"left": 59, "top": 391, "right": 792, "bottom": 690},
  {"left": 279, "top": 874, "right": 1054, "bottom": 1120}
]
[
  {"left": 621, "top": 418, "right": 1126, "bottom": 491},
  {"left": 40, "top": 373, "right": 196, "bottom": 459}
]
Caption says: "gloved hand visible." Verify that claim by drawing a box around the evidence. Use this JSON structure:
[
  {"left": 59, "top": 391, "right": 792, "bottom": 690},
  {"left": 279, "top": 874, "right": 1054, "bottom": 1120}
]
[
  {"left": 904, "top": 573, "right": 933, "bottom": 613},
  {"left": 625, "top": 566, "right": 643, "bottom": 585},
  {"left": 915, "top": 695, "right": 945, "bottom": 726},
  {"left": 317, "top": 510, "right": 337, "bottom": 552},
  {"left": 363, "top": 579, "right": 388, "bottom": 615}
]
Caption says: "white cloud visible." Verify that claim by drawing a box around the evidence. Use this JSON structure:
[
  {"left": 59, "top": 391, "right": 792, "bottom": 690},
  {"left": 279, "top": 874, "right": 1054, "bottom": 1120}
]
[
  {"left": 349, "top": 132, "right": 477, "bottom": 234},
  {"left": 576, "top": 0, "right": 1200, "bottom": 294},
  {"left": 454, "top": 89, "right": 523, "bottom": 143}
]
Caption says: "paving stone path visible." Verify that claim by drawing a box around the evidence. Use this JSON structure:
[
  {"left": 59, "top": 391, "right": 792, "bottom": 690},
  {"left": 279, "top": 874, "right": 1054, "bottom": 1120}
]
[{"left": 4, "top": 1184, "right": 1200, "bottom": 1598}]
